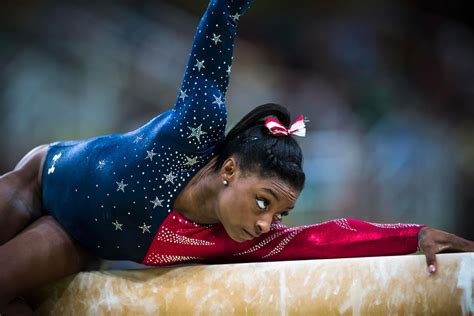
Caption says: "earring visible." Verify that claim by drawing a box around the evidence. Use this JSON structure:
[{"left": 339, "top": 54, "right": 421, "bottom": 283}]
[{"left": 223, "top": 179, "right": 228, "bottom": 186}]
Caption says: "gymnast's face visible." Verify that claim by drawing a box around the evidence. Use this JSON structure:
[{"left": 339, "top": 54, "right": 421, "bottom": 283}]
[{"left": 215, "top": 158, "right": 299, "bottom": 243}]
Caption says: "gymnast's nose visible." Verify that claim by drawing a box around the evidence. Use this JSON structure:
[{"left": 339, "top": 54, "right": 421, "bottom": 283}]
[{"left": 256, "top": 218, "right": 271, "bottom": 235}]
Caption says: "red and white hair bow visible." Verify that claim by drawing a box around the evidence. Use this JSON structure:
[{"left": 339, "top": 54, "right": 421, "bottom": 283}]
[{"left": 264, "top": 115, "right": 306, "bottom": 137}]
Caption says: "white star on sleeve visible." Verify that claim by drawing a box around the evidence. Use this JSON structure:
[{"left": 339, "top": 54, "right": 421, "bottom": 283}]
[
  {"left": 145, "top": 148, "right": 158, "bottom": 161},
  {"left": 194, "top": 59, "right": 205, "bottom": 71},
  {"left": 164, "top": 171, "right": 178, "bottom": 185},
  {"left": 231, "top": 13, "right": 240, "bottom": 21},
  {"left": 212, "top": 95, "right": 224, "bottom": 108},
  {"left": 150, "top": 196, "right": 164, "bottom": 209},
  {"left": 116, "top": 179, "right": 128, "bottom": 192},
  {"left": 179, "top": 89, "right": 188, "bottom": 101},
  {"left": 97, "top": 160, "right": 106, "bottom": 169},
  {"left": 226, "top": 65, "right": 232, "bottom": 75},
  {"left": 188, "top": 124, "right": 207, "bottom": 143},
  {"left": 133, "top": 135, "right": 144, "bottom": 143},
  {"left": 139, "top": 223, "right": 151, "bottom": 234},
  {"left": 211, "top": 33, "right": 222, "bottom": 45}
]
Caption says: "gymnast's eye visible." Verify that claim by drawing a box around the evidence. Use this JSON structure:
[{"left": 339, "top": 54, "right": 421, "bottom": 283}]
[
  {"left": 273, "top": 211, "right": 289, "bottom": 221},
  {"left": 256, "top": 197, "right": 269, "bottom": 210}
]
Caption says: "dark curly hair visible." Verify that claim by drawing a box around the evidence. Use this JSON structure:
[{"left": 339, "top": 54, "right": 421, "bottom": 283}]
[{"left": 215, "top": 103, "right": 305, "bottom": 192}]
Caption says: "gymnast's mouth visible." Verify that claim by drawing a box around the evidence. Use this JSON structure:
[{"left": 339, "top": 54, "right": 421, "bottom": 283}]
[{"left": 242, "top": 228, "right": 257, "bottom": 239}]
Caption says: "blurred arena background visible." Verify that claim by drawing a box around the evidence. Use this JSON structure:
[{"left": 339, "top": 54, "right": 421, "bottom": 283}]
[{"left": 1, "top": 0, "right": 473, "bottom": 239}]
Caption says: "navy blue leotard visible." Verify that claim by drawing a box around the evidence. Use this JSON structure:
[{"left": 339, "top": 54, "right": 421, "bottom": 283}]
[{"left": 41, "top": 0, "right": 253, "bottom": 263}]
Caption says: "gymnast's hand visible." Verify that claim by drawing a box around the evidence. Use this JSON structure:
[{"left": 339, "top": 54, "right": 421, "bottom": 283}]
[{"left": 418, "top": 227, "right": 474, "bottom": 274}]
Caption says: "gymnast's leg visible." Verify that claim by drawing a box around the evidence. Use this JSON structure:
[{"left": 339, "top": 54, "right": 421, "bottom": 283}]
[
  {"left": 0, "top": 145, "right": 48, "bottom": 245},
  {"left": 0, "top": 216, "right": 97, "bottom": 310}
]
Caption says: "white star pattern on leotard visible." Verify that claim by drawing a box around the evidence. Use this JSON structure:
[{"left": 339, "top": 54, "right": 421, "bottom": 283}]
[
  {"left": 97, "top": 160, "right": 106, "bottom": 169},
  {"left": 150, "top": 197, "right": 164, "bottom": 209},
  {"left": 133, "top": 135, "right": 144, "bottom": 143},
  {"left": 185, "top": 155, "right": 199, "bottom": 167},
  {"left": 116, "top": 180, "right": 128, "bottom": 192},
  {"left": 194, "top": 59, "right": 205, "bottom": 71},
  {"left": 188, "top": 124, "right": 207, "bottom": 143},
  {"left": 231, "top": 13, "right": 240, "bottom": 21},
  {"left": 212, "top": 95, "right": 224, "bottom": 108},
  {"left": 139, "top": 223, "right": 151, "bottom": 234},
  {"left": 164, "top": 171, "right": 178, "bottom": 185},
  {"left": 48, "top": 153, "right": 62, "bottom": 174},
  {"left": 179, "top": 89, "right": 188, "bottom": 101},
  {"left": 52, "top": 153, "right": 62, "bottom": 162},
  {"left": 211, "top": 33, "right": 222, "bottom": 45},
  {"left": 145, "top": 148, "right": 158, "bottom": 161},
  {"left": 112, "top": 220, "right": 123, "bottom": 231}
]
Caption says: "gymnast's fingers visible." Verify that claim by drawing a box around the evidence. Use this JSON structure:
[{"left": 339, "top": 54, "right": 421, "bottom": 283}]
[
  {"left": 423, "top": 245, "right": 438, "bottom": 274},
  {"left": 418, "top": 227, "right": 439, "bottom": 273}
]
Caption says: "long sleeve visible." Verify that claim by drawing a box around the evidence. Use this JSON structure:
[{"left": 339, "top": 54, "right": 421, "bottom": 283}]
[
  {"left": 143, "top": 211, "right": 424, "bottom": 266},
  {"left": 231, "top": 219, "right": 424, "bottom": 262},
  {"left": 165, "top": 0, "right": 253, "bottom": 152}
]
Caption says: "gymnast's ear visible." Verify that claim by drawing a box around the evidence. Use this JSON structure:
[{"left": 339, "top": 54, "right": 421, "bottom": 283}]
[{"left": 221, "top": 156, "right": 238, "bottom": 182}]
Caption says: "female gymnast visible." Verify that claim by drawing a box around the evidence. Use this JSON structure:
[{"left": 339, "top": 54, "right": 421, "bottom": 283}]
[{"left": 1, "top": 0, "right": 473, "bottom": 313}]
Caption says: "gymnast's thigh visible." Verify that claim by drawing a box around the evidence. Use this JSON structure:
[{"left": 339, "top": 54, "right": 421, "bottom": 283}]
[
  {"left": 0, "top": 145, "right": 49, "bottom": 244},
  {"left": 0, "top": 215, "right": 97, "bottom": 306}
]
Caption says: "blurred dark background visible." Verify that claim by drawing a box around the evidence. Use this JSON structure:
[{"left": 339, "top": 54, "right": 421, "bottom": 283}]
[{"left": 1, "top": 0, "right": 473, "bottom": 239}]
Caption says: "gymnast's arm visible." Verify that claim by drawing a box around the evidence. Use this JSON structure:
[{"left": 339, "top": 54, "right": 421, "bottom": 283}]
[
  {"left": 233, "top": 219, "right": 423, "bottom": 261},
  {"left": 143, "top": 211, "right": 473, "bottom": 269},
  {"left": 233, "top": 219, "right": 474, "bottom": 273},
  {"left": 167, "top": 0, "right": 253, "bottom": 141}
]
